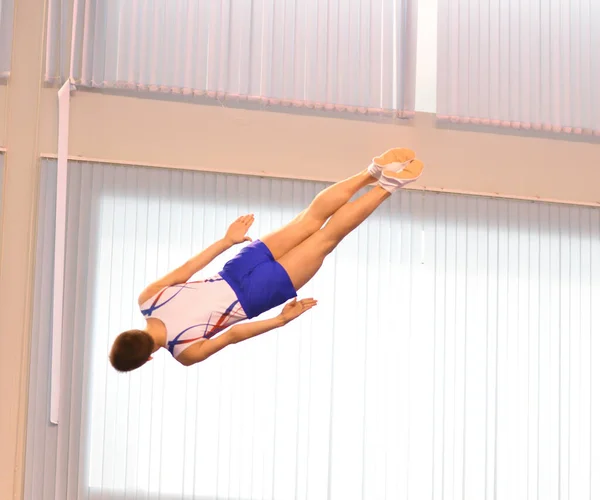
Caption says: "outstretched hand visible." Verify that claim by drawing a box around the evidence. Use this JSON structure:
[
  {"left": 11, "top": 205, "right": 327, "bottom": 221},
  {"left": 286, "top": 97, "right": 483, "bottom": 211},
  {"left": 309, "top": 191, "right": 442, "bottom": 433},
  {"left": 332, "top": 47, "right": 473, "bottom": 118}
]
[
  {"left": 280, "top": 298, "right": 318, "bottom": 324},
  {"left": 225, "top": 214, "right": 254, "bottom": 244}
]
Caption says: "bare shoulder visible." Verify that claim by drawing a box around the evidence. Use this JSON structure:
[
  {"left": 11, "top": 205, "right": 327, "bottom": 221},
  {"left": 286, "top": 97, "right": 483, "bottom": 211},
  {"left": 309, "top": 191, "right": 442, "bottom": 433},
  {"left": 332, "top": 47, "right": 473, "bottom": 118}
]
[
  {"left": 178, "top": 329, "right": 239, "bottom": 367},
  {"left": 138, "top": 283, "right": 165, "bottom": 306},
  {"left": 176, "top": 340, "right": 208, "bottom": 367}
]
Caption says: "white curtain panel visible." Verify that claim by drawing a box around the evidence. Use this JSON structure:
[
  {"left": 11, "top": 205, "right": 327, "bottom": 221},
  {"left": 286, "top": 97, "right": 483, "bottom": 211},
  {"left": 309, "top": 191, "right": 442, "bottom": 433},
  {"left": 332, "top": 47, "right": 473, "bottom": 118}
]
[
  {"left": 25, "top": 159, "right": 600, "bottom": 500},
  {"left": 437, "top": 0, "right": 600, "bottom": 135},
  {"left": 45, "top": 0, "right": 417, "bottom": 116},
  {"left": 44, "top": 0, "right": 71, "bottom": 84},
  {"left": 0, "top": 0, "right": 14, "bottom": 79}
]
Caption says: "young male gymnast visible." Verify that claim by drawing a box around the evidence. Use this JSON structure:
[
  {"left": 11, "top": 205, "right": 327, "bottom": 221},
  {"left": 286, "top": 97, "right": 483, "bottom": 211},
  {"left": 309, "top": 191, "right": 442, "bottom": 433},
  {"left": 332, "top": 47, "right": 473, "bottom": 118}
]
[{"left": 110, "top": 148, "right": 424, "bottom": 371}]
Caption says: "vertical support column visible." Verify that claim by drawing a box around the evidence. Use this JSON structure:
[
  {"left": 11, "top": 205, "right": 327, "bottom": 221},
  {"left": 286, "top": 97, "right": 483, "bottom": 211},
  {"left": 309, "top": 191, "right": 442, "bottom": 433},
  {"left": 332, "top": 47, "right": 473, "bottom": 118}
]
[
  {"left": 0, "top": 0, "right": 48, "bottom": 497},
  {"left": 50, "top": 80, "right": 72, "bottom": 425}
]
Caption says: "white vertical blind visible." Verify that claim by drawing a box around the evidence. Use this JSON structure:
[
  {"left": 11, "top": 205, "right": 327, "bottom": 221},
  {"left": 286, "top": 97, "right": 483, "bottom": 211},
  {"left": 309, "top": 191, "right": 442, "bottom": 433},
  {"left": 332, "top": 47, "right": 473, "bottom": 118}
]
[
  {"left": 0, "top": 0, "right": 15, "bottom": 79},
  {"left": 437, "top": 0, "right": 600, "bottom": 135},
  {"left": 26, "top": 159, "right": 600, "bottom": 500},
  {"left": 44, "top": 0, "right": 70, "bottom": 84},
  {"left": 45, "top": 0, "right": 417, "bottom": 116}
]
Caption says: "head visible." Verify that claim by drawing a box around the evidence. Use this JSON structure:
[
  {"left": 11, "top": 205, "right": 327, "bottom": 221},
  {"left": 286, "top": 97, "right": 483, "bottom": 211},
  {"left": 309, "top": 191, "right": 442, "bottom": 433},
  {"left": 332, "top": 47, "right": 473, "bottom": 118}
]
[{"left": 109, "top": 329, "right": 155, "bottom": 372}]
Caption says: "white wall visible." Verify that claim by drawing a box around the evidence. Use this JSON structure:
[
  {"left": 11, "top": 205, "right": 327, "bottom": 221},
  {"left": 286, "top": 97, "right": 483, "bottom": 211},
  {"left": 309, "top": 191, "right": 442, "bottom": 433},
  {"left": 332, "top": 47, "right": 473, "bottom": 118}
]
[{"left": 0, "top": 0, "right": 47, "bottom": 498}]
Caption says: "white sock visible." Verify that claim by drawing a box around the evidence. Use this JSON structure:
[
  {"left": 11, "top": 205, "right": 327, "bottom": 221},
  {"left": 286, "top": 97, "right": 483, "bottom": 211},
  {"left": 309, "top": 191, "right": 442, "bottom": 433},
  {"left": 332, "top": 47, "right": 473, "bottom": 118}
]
[
  {"left": 368, "top": 160, "right": 411, "bottom": 180},
  {"left": 377, "top": 169, "right": 421, "bottom": 193},
  {"left": 377, "top": 174, "right": 400, "bottom": 193},
  {"left": 367, "top": 162, "right": 382, "bottom": 179}
]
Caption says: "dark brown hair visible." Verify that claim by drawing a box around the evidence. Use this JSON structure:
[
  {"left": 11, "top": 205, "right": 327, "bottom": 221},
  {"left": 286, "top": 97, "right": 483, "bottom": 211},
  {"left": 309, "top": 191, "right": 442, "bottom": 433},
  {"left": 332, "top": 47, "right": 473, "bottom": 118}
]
[{"left": 109, "top": 330, "right": 154, "bottom": 372}]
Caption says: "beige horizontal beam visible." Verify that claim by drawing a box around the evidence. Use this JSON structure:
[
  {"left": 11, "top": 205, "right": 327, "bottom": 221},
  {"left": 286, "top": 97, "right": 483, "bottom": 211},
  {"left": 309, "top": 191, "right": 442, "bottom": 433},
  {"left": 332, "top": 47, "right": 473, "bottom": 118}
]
[
  {"left": 39, "top": 152, "right": 598, "bottom": 209},
  {"left": 38, "top": 89, "right": 600, "bottom": 207}
]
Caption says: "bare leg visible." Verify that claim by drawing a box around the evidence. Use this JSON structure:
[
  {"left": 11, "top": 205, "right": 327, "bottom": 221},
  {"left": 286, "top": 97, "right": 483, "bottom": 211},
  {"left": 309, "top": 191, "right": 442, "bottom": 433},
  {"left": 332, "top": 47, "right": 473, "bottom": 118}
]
[
  {"left": 261, "top": 169, "right": 375, "bottom": 259},
  {"left": 260, "top": 147, "right": 416, "bottom": 259},
  {"left": 278, "top": 186, "right": 391, "bottom": 290}
]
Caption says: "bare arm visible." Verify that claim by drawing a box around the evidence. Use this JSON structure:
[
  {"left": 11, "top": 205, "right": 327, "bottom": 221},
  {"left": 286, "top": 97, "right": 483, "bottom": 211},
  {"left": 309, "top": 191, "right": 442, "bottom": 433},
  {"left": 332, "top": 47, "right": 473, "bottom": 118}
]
[
  {"left": 178, "top": 298, "right": 317, "bottom": 366},
  {"left": 138, "top": 215, "right": 254, "bottom": 304}
]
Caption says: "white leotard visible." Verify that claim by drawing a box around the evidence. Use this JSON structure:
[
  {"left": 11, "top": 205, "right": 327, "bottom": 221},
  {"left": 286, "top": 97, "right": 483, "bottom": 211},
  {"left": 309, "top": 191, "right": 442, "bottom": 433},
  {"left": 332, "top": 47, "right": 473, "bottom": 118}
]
[{"left": 139, "top": 275, "right": 247, "bottom": 359}]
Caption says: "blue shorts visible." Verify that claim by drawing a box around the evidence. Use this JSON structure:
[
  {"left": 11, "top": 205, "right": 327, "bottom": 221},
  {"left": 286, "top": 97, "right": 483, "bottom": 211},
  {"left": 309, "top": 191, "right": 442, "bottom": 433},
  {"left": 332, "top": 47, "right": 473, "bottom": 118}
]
[{"left": 219, "top": 240, "right": 297, "bottom": 319}]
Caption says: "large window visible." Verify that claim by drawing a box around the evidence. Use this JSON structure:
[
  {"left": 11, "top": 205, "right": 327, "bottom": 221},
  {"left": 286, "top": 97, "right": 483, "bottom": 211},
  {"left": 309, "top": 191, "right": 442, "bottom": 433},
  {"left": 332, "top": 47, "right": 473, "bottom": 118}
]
[
  {"left": 26, "top": 160, "right": 600, "bottom": 499},
  {"left": 437, "top": 0, "right": 600, "bottom": 135},
  {"left": 45, "top": 0, "right": 417, "bottom": 117}
]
